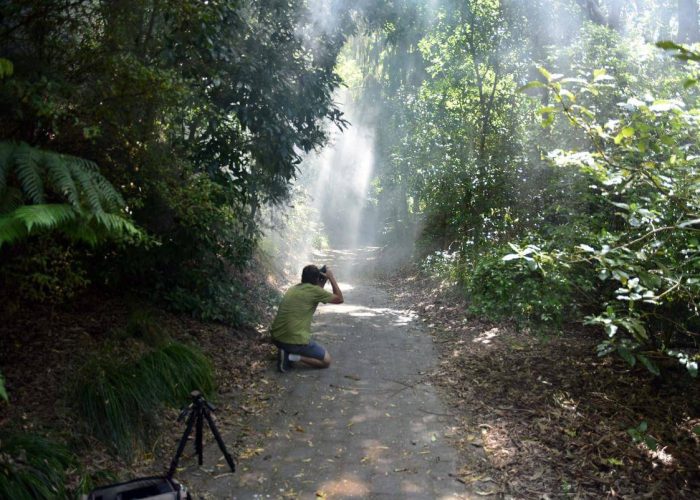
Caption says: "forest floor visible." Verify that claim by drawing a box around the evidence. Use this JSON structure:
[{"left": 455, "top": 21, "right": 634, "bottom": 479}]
[{"left": 384, "top": 267, "right": 700, "bottom": 498}]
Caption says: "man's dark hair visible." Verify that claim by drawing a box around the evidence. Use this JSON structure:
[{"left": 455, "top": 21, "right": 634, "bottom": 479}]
[{"left": 301, "top": 265, "right": 322, "bottom": 285}]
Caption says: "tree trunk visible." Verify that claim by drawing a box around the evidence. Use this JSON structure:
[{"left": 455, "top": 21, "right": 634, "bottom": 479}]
[
  {"left": 606, "top": 0, "right": 625, "bottom": 31},
  {"left": 577, "top": 0, "right": 606, "bottom": 25},
  {"left": 678, "top": 0, "right": 700, "bottom": 42}
]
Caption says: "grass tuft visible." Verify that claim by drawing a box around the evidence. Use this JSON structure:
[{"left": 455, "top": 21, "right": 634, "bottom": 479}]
[
  {"left": 0, "top": 432, "right": 76, "bottom": 500},
  {"left": 73, "top": 341, "right": 215, "bottom": 457},
  {"left": 125, "top": 307, "right": 169, "bottom": 347}
]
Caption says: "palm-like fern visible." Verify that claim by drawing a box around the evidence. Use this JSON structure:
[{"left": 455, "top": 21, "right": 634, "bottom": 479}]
[{"left": 0, "top": 141, "right": 139, "bottom": 246}]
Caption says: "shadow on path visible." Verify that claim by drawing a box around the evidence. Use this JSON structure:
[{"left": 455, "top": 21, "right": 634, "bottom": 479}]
[{"left": 180, "top": 248, "right": 475, "bottom": 499}]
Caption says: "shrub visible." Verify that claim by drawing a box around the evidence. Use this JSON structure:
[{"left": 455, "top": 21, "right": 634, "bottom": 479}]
[
  {"left": 421, "top": 250, "right": 459, "bottom": 283},
  {"left": 465, "top": 243, "right": 590, "bottom": 328},
  {"left": 0, "top": 236, "right": 89, "bottom": 314},
  {"left": 530, "top": 61, "right": 700, "bottom": 375}
]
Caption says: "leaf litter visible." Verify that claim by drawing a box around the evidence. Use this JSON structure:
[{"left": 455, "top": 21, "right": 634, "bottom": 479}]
[{"left": 385, "top": 268, "right": 700, "bottom": 498}]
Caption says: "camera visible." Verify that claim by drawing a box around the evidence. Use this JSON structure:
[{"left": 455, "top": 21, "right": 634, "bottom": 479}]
[{"left": 319, "top": 265, "right": 328, "bottom": 286}]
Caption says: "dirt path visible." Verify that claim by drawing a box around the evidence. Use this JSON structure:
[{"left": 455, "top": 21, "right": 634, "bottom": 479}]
[{"left": 179, "top": 250, "right": 480, "bottom": 499}]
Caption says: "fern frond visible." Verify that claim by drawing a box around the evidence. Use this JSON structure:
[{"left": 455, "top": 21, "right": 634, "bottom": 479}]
[
  {"left": 0, "top": 214, "right": 28, "bottom": 248},
  {"left": 0, "top": 187, "right": 23, "bottom": 214},
  {"left": 61, "top": 219, "right": 100, "bottom": 246},
  {"left": 91, "top": 170, "right": 125, "bottom": 211},
  {"left": 45, "top": 154, "right": 80, "bottom": 207},
  {"left": 92, "top": 212, "right": 140, "bottom": 236},
  {"left": 14, "top": 143, "right": 45, "bottom": 204},
  {"left": 12, "top": 204, "right": 77, "bottom": 232},
  {"left": 69, "top": 161, "right": 103, "bottom": 212},
  {"left": 0, "top": 141, "right": 142, "bottom": 246}
]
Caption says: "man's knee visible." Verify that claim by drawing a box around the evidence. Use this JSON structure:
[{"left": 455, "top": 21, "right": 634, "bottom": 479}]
[{"left": 321, "top": 351, "right": 332, "bottom": 368}]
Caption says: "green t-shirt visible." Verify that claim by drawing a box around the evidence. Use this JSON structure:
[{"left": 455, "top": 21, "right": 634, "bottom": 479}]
[{"left": 270, "top": 283, "right": 334, "bottom": 345}]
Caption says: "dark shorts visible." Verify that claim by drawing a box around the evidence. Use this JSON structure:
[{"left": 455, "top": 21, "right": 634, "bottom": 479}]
[{"left": 272, "top": 340, "right": 327, "bottom": 361}]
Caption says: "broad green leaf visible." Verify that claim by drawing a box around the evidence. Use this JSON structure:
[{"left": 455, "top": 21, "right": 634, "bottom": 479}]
[
  {"left": 605, "top": 323, "right": 618, "bottom": 337},
  {"left": 561, "top": 77, "right": 587, "bottom": 85},
  {"left": 537, "top": 106, "right": 558, "bottom": 115},
  {"left": 618, "top": 347, "right": 636, "bottom": 366},
  {"left": 655, "top": 40, "right": 683, "bottom": 50},
  {"left": 538, "top": 67, "right": 552, "bottom": 82},
  {"left": 644, "top": 436, "right": 658, "bottom": 450},
  {"left": 636, "top": 354, "right": 660, "bottom": 376},
  {"left": 517, "top": 81, "right": 545, "bottom": 92},
  {"left": 679, "top": 219, "right": 700, "bottom": 228}
]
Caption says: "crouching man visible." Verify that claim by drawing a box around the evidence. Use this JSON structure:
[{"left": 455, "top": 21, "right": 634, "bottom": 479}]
[{"left": 270, "top": 265, "right": 344, "bottom": 372}]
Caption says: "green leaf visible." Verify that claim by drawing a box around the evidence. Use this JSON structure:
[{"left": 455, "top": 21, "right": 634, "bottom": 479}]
[
  {"left": 538, "top": 67, "right": 552, "bottom": 82},
  {"left": 0, "top": 214, "right": 28, "bottom": 247},
  {"left": 644, "top": 436, "right": 658, "bottom": 450},
  {"left": 618, "top": 347, "right": 636, "bottom": 366},
  {"left": 636, "top": 354, "right": 660, "bottom": 376},
  {"left": 12, "top": 204, "right": 77, "bottom": 232},
  {"left": 14, "top": 143, "right": 45, "bottom": 204},
  {"left": 593, "top": 69, "right": 615, "bottom": 83},
  {"left": 0, "top": 372, "right": 7, "bottom": 401},
  {"left": 655, "top": 40, "right": 683, "bottom": 50},
  {"left": 517, "top": 81, "right": 545, "bottom": 92},
  {"left": 679, "top": 219, "right": 700, "bottom": 228},
  {"left": 0, "top": 58, "right": 13, "bottom": 78}
]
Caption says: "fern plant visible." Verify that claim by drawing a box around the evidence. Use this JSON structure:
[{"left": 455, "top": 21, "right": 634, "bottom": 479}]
[{"left": 0, "top": 141, "right": 139, "bottom": 246}]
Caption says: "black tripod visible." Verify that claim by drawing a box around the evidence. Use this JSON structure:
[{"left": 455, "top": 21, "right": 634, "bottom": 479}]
[{"left": 167, "top": 390, "right": 236, "bottom": 478}]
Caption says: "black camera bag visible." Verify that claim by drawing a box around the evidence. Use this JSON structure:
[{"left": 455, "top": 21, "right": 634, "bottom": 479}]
[{"left": 86, "top": 476, "right": 190, "bottom": 500}]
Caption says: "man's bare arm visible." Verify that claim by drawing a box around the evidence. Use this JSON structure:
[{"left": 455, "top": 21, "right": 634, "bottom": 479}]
[{"left": 324, "top": 268, "right": 344, "bottom": 304}]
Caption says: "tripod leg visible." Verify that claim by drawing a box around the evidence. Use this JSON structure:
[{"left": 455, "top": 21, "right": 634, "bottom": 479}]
[
  {"left": 203, "top": 409, "right": 236, "bottom": 473},
  {"left": 196, "top": 409, "right": 204, "bottom": 466},
  {"left": 167, "top": 411, "right": 197, "bottom": 479}
]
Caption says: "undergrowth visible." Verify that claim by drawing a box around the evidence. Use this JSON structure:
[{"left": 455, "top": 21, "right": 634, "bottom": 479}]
[
  {"left": 0, "top": 431, "right": 81, "bottom": 499},
  {"left": 73, "top": 341, "right": 214, "bottom": 457}
]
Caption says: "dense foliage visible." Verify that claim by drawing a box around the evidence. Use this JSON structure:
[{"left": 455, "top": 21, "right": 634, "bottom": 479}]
[
  {"left": 0, "top": 0, "right": 353, "bottom": 490},
  {"left": 0, "top": 0, "right": 348, "bottom": 322},
  {"left": 348, "top": 0, "right": 700, "bottom": 375}
]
